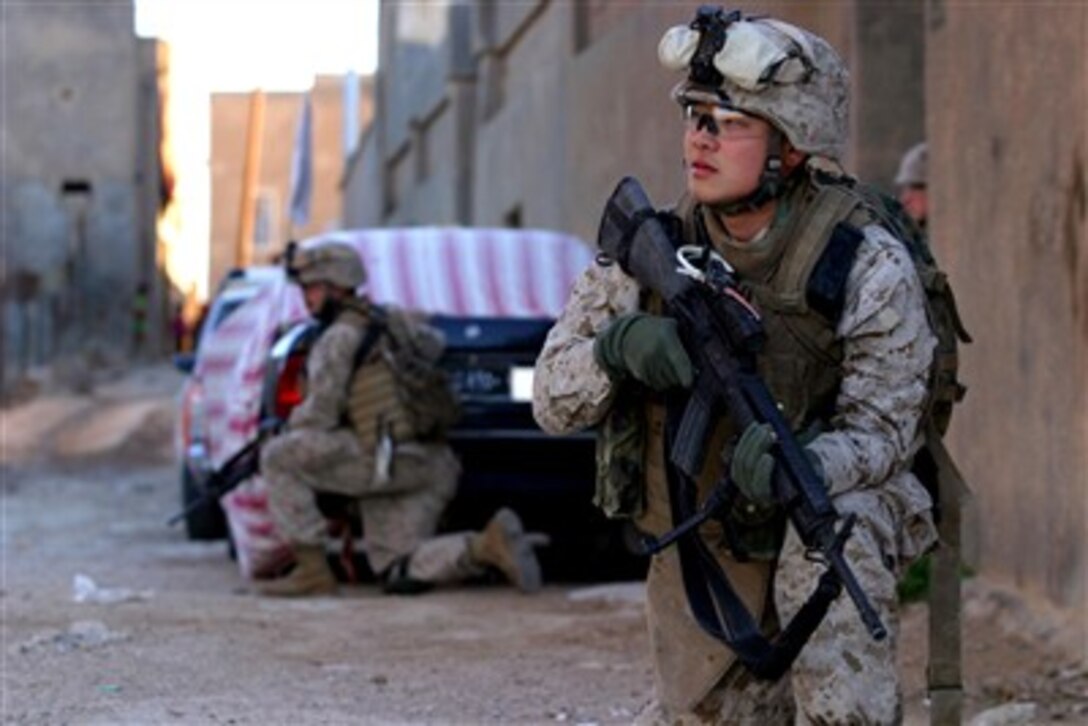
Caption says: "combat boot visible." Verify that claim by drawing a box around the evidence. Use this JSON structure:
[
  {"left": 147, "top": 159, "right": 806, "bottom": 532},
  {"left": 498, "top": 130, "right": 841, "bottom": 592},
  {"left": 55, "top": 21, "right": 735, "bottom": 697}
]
[
  {"left": 256, "top": 545, "right": 337, "bottom": 597},
  {"left": 469, "top": 508, "right": 549, "bottom": 593}
]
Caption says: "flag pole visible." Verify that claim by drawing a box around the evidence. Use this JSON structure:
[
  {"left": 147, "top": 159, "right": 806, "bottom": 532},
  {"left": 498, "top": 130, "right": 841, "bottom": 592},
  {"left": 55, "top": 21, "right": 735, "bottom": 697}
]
[
  {"left": 236, "top": 89, "right": 265, "bottom": 269},
  {"left": 287, "top": 91, "right": 314, "bottom": 244}
]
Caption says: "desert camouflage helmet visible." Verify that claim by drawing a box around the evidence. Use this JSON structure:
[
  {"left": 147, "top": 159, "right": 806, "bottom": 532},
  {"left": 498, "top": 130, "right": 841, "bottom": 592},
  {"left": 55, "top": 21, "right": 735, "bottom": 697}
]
[
  {"left": 288, "top": 241, "right": 366, "bottom": 289},
  {"left": 658, "top": 6, "right": 850, "bottom": 161},
  {"left": 895, "top": 142, "right": 928, "bottom": 187}
]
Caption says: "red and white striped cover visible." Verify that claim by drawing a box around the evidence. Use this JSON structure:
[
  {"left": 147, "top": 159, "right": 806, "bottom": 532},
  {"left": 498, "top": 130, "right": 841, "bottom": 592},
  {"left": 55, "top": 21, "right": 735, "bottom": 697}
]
[
  {"left": 194, "top": 227, "right": 593, "bottom": 578},
  {"left": 313, "top": 227, "right": 594, "bottom": 318}
]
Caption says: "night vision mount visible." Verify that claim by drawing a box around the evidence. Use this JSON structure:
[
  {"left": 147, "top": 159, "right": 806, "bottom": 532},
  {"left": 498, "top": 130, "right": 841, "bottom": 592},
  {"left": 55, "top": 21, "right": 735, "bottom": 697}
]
[{"left": 687, "top": 6, "right": 742, "bottom": 88}]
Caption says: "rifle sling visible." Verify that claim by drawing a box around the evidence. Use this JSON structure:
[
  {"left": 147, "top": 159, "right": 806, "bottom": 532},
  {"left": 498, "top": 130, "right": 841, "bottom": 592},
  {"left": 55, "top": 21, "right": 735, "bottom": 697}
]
[
  {"left": 663, "top": 392, "right": 840, "bottom": 681},
  {"left": 352, "top": 315, "right": 387, "bottom": 371}
]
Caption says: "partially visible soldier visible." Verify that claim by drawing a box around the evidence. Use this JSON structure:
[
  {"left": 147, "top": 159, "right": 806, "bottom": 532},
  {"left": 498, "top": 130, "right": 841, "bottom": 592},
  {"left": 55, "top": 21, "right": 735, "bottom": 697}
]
[
  {"left": 895, "top": 141, "right": 928, "bottom": 230},
  {"left": 257, "top": 241, "right": 546, "bottom": 597},
  {"left": 534, "top": 7, "right": 937, "bottom": 724}
]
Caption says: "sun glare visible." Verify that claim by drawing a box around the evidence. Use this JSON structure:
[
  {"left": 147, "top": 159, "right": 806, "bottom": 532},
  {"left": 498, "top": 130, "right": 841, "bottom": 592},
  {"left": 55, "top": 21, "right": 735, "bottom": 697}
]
[
  {"left": 132, "top": 0, "right": 378, "bottom": 301},
  {"left": 134, "top": 0, "right": 378, "bottom": 91}
]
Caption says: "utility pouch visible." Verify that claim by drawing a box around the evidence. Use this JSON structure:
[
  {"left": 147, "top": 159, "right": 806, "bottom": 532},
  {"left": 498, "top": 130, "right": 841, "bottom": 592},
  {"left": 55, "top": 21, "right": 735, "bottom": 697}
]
[
  {"left": 594, "top": 382, "right": 647, "bottom": 519},
  {"left": 373, "top": 416, "right": 395, "bottom": 487},
  {"left": 723, "top": 495, "right": 786, "bottom": 561}
]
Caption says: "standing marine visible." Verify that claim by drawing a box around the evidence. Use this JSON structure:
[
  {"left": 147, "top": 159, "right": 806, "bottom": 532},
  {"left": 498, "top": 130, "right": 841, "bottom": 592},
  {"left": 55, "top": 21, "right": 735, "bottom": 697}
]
[{"left": 534, "top": 7, "right": 938, "bottom": 723}]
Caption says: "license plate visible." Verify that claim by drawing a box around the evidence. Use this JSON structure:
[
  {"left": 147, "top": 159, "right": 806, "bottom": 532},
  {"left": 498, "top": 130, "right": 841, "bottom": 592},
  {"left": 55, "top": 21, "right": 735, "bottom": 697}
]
[{"left": 508, "top": 366, "right": 535, "bottom": 402}]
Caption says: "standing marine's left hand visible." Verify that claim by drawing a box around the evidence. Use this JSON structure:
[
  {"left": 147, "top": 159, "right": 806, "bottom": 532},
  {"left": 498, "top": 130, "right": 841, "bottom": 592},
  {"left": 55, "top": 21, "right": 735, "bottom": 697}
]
[{"left": 730, "top": 422, "right": 777, "bottom": 505}]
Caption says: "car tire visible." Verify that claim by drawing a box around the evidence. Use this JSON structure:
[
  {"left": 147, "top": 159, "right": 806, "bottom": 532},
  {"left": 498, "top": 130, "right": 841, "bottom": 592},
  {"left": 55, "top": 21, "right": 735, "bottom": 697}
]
[{"left": 180, "top": 464, "right": 228, "bottom": 540}]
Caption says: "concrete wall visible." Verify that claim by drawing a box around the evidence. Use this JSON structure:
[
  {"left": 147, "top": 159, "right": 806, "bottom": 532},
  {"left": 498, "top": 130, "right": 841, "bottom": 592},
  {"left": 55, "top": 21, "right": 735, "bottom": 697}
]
[
  {"left": 348, "top": 1, "right": 923, "bottom": 244},
  {"left": 355, "top": 0, "right": 469, "bottom": 228},
  {"left": 1, "top": 0, "right": 162, "bottom": 380},
  {"left": 472, "top": 1, "right": 570, "bottom": 229},
  {"left": 928, "top": 3, "right": 1087, "bottom": 653},
  {"left": 853, "top": 0, "right": 925, "bottom": 191}
]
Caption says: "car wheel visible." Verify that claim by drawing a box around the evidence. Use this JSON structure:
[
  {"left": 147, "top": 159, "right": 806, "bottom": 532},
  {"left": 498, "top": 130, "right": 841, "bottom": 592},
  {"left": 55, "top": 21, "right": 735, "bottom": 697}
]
[{"left": 180, "top": 464, "right": 228, "bottom": 540}]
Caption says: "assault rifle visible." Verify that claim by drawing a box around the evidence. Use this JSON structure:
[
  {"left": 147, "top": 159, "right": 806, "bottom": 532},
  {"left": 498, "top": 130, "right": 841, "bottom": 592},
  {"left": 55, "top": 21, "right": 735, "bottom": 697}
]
[
  {"left": 597, "top": 177, "right": 885, "bottom": 673},
  {"left": 166, "top": 420, "right": 280, "bottom": 528}
]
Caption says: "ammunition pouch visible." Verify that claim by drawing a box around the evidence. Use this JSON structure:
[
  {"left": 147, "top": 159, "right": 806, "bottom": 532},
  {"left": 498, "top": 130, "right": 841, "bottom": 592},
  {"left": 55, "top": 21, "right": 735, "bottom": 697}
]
[
  {"left": 593, "top": 381, "right": 646, "bottom": 519},
  {"left": 722, "top": 495, "right": 785, "bottom": 561}
]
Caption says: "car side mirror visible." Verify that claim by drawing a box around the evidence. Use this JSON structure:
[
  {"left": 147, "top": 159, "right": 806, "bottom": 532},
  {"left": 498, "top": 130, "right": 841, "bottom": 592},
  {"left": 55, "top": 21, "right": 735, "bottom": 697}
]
[{"left": 173, "top": 352, "right": 197, "bottom": 374}]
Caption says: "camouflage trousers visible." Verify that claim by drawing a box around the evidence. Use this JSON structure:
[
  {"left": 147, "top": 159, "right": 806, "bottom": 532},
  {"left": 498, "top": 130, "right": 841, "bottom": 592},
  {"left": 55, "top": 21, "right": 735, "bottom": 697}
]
[
  {"left": 637, "top": 487, "right": 918, "bottom": 725},
  {"left": 261, "top": 429, "right": 484, "bottom": 583}
]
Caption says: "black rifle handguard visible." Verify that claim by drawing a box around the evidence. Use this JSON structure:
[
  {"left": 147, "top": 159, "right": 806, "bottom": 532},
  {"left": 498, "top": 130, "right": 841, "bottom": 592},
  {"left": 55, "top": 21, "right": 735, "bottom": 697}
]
[{"left": 167, "top": 437, "right": 262, "bottom": 527}]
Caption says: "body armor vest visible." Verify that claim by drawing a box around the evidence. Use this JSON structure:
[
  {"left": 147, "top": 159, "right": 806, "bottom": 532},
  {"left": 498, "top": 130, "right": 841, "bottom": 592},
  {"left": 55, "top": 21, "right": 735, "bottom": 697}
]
[
  {"left": 335, "top": 302, "right": 415, "bottom": 453},
  {"left": 348, "top": 346, "right": 415, "bottom": 452}
]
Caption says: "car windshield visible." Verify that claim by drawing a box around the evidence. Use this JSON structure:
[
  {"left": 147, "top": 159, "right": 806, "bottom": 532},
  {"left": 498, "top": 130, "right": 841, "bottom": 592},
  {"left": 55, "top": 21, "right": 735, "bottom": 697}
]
[
  {"left": 208, "top": 297, "right": 247, "bottom": 331},
  {"left": 194, "top": 290, "right": 260, "bottom": 353}
]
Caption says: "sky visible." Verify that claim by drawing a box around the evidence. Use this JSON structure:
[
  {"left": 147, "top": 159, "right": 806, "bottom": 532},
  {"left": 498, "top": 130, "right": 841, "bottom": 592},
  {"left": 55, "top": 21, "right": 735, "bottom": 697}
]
[
  {"left": 134, "top": 0, "right": 379, "bottom": 91},
  {"left": 131, "top": 0, "right": 379, "bottom": 299}
]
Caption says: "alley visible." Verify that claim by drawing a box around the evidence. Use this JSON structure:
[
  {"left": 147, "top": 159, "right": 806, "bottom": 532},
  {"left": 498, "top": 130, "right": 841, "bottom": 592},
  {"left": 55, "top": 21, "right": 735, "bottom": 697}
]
[{"left": 1, "top": 367, "right": 1084, "bottom": 724}]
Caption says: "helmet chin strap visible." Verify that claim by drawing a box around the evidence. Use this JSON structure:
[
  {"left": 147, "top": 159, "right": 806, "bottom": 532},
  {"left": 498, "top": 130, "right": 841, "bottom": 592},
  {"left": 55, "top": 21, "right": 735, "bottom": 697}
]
[{"left": 708, "top": 129, "right": 786, "bottom": 216}]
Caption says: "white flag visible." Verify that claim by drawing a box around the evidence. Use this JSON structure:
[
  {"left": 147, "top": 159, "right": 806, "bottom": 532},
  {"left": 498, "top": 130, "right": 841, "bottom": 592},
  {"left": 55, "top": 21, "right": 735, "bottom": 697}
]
[{"left": 288, "top": 93, "right": 313, "bottom": 228}]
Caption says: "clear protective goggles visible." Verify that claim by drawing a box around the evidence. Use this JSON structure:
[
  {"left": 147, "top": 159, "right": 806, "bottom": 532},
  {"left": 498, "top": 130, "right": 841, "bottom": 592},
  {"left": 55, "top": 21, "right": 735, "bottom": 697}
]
[
  {"left": 660, "top": 18, "right": 813, "bottom": 92},
  {"left": 682, "top": 103, "right": 764, "bottom": 140}
]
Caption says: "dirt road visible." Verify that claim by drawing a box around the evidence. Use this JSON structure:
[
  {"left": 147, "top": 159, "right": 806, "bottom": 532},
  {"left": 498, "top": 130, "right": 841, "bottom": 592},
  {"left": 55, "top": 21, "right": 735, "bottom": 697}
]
[{"left": 2, "top": 366, "right": 1084, "bottom": 724}]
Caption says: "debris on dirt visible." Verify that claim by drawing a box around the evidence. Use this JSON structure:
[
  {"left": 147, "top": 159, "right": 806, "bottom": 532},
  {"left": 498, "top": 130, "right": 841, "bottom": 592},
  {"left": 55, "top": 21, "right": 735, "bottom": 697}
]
[
  {"left": 566, "top": 582, "right": 645, "bottom": 605},
  {"left": 14, "top": 620, "right": 129, "bottom": 655},
  {"left": 967, "top": 701, "right": 1038, "bottom": 725},
  {"left": 3, "top": 365, "right": 1084, "bottom": 724},
  {"left": 72, "top": 574, "right": 154, "bottom": 605}
]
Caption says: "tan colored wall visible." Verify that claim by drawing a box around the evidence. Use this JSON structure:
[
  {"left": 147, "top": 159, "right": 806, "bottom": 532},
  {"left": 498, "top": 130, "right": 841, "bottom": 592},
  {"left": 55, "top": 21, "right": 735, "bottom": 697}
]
[
  {"left": 928, "top": 3, "right": 1087, "bottom": 653},
  {"left": 209, "top": 76, "right": 371, "bottom": 291}
]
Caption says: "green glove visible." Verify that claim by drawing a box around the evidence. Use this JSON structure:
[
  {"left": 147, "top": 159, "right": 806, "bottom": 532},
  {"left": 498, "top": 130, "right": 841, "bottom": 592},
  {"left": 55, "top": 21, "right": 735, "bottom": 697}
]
[
  {"left": 730, "top": 422, "right": 826, "bottom": 505},
  {"left": 594, "top": 312, "right": 694, "bottom": 391},
  {"left": 730, "top": 422, "right": 778, "bottom": 505}
]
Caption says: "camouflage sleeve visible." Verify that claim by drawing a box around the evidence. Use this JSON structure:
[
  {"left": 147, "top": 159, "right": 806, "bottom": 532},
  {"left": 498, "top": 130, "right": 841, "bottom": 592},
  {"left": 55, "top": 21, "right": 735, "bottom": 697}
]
[
  {"left": 288, "top": 320, "right": 363, "bottom": 432},
  {"left": 532, "top": 261, "right": 640, "bottom": 435},
  {"left": 806, "top": 225, "right": 936, "bottom": 496}
]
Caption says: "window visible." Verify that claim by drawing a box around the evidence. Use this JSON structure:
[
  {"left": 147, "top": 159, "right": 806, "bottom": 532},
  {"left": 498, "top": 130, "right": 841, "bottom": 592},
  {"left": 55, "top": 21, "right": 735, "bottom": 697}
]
[
  {"left": 384, "top": 145, "right": 409, "bottom": 219},
  {"left": 504, "top": 205, "right": 522, "bottom": 229},
  {"left": 253, "top": 188, "right": 278, "bottom": 249},
  {"left": 413, "top": 119, "right": 429, "bottom": 182}
]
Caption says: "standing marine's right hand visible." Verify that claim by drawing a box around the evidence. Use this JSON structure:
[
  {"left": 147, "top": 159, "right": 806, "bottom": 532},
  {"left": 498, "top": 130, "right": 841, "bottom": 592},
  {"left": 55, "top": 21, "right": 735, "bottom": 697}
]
[{"left": 593, "top": 312, "right": 694, "bottom": 391}]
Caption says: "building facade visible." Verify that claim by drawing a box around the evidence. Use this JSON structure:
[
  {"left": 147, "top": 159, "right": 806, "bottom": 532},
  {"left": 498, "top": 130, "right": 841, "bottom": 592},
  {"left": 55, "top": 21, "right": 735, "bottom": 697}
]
[
  {"left": 341, "top": 0, "right": 924, "bottom": 244},
  {"left": 208, "top": 75, "right": 372, "bottom": 292},
  {"left": 1, "top": 0, "right": 166, "bottom": 384}
]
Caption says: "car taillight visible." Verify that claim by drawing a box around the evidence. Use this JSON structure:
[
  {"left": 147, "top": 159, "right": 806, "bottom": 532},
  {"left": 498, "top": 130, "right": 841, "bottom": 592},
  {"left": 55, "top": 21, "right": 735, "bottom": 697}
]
[{"left": 274, "top": 352, "right": 307, "bottom": 420}]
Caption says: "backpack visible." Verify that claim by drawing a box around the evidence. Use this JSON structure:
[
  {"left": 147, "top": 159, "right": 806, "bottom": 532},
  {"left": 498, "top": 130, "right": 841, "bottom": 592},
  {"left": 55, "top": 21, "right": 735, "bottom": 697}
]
[
  {"left": 836, "top": 180, "right": 973, "bottom": 713},
  {"left": 842, "top": 178, "right": 972, "bottom": 438},
  {"left": 349, "top": 305, "right": 461, "bottom": 443},
  {"left": 818, "top": 176, "right": 971, "bottom": 528}
]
